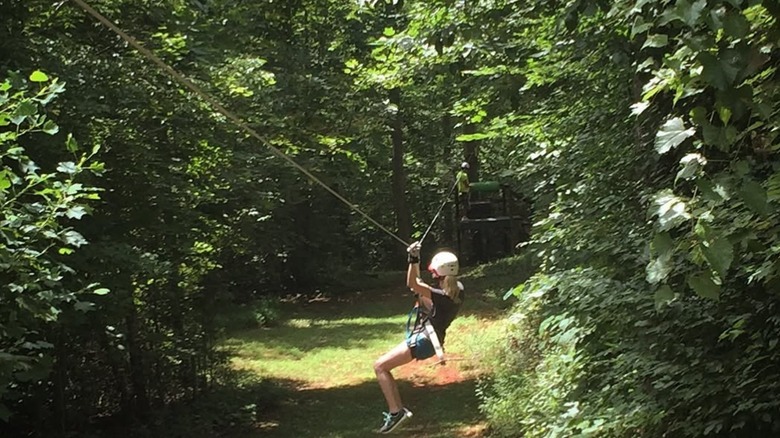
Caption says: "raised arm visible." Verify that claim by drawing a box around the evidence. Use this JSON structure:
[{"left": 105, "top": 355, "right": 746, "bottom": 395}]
[{"left": 406, "top": 242, "right": 432, "bottom": 300}]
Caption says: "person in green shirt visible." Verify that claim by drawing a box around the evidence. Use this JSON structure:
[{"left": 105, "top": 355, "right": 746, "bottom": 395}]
[{"left": 455, "top": 162, "right": 470, "bottom": 219}]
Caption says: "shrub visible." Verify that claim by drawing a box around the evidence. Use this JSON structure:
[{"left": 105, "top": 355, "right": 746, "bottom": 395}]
[{"left": 483, "top": 267, "right": 780, "bottom": 437}]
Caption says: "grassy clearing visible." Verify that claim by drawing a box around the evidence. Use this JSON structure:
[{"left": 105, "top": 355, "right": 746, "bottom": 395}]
[{"left": 224, "top": 257, "right": 530, "bottom": 437}]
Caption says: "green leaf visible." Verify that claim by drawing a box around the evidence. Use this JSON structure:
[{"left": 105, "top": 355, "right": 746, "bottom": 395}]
[
  {"left": 688, "top": 273, "right": 720, "bottom": 300},
  {"left": 717, "top": 105, "right": 732, "bottom": 125},
  {"left": 74, "top": 301, "right": 95, "bottom": 312},
  {"left": 655, "top": 117, "right": 695, "bottom": 154},
  {"left": 66, "top": 133, "right": 79, "bottom": 152},
  {"left": 698, "top": 52, "right": 739, "bottom": 90},
  {"left": 63, "top": 230, "right": 87, "bottom": 247},
  {"left": 767, "top": 172, "right": 780, "bottom": 201},
  {"left": 676, "top": 153, "right": 707, "bottom": 181},
  {"left": 0, "top": 170, "right": 10, "bottom": 190},
  {"left": 748, "top": 261, "right": 775, "bottom": 284},
  {"left": 383, "top": 27, "right": 395, "bottom": 37},
  {"left": 65, "top": 206, "right": 87, "bottom": 219},
  {"left": 456, "top": 132, "right": 493, "bottom": 142},
  {"left": 630, "top": 101, "right": 649, "bottom": 116},
  {"left": 503, "top": 284, "right": 523, "bottom": 300},
  {"left": 695, "top": 219, "right": 713, "bottom": 240},
  {"left": 29, "top": 70, "right": 49, "bottom": 82},
  {"left": 660, "top": 0, "right": 707, "bottom": 26},
  {"left": 13, "top": 101, "right": 37, "bottom": 121},
  {"left": 723, "top": 12, "right": 750, "bottom": 39},
  {"left": 42, "top": 120, "right": 59, "bottom": 135},
  {"left": 344, "top": 59, "right": 359, "bottom": 70},
  {"left": 701, "top": 237, "right": 733, "bottom": 280},
  {"left": 690, "top": 107, "right": 708, "bottom": 125},
  {"left": 678, "top": 0, "right": 707, "bottom": 26},
  {"left": 66, "top": 183, "right": 83, "bottom": 195},
  {"left": 653, "top": 191, "right": 691, "bottom": 231},
  {"left": 646, "top": 253, "right": 673, "bottom": 284},
  {"left": 740, "top": 180, "right": 768, "bottom": 214},
  {"left": 631, "top": 18, "right": 653, "bottom": 38},
  {"left": 702, "top": 123, "right": 737, "bottom": 151},
  {"left": 642, "top": 34, "right": 668, "bottom": 49},
  {"left": 6, "top": 146, "right": 23, "bottom": 156},
  {"left": 652, "top": 232, "right": 675, "bottom": 256},
  {"left": 654, "top": 285, "right": 675, "bottom": 307},
  {"left": 93, "top": 288, "right": 110, "bottom": 295},
  {"left": 58, "top": 248, "right": 74, "bottom": 255},
  {"left": 56, "top": 162, "right": 78, "bottom": 174}
]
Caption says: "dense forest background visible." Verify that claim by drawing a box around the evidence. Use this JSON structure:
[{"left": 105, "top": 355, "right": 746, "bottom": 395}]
[{"left": 2, "top": 0, "right": 780, "bottom": 436}]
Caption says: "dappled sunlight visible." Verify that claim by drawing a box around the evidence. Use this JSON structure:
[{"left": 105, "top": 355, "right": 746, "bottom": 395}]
[
  {"left": 226, "top": 297, "right": 505, "bottom": 387},
  {"left": 225, "top": 283, "right": 506, "bottom": 436}
]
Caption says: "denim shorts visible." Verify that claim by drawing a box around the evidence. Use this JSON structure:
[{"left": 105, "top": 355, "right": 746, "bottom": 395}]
[{"left": 406, "top": 332, "right": 435, "bottom": 360}]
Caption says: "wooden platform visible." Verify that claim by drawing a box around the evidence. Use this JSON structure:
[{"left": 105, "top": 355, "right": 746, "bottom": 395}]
[{"left": 459, "top": 216, "right": 526, "bottom": 228}]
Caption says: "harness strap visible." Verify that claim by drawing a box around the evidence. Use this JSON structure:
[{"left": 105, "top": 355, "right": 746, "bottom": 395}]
[
  {"left": 424, "top": 320, "right": 445, "bottom": 361},
  {"left": 405, "top": 305, "right": 420, "bottom": 340},
  {"left": 405, "top": 295, "right": 446, "bottom": 361}
]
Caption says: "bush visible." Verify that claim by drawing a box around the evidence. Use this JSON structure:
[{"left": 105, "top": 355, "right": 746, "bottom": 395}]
[
  {"left": 482, "top": 268, "right": 780, "bottom": 437},
  {"left": 217, "top": 298, "right": 282, "bottom": 332},
  {"left": 252, "top": 297, "right": 281, "bottom": 327}
]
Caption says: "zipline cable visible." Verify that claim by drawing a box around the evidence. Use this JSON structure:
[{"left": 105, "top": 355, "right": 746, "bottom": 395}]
[
  {"left": 68, "top": 0, "right": 410, "bottom": 247},
  {"left": 418, "top": 178, "right": 459, "bottom": 246}
]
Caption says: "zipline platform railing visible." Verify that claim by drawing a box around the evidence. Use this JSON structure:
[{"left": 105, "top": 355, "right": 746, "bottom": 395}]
[{"left": 455, "top": 181, "right": 530, "bottom": 264}]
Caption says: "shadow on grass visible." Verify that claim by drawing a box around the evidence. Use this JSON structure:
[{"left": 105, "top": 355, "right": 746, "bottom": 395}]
[
  {"left": 253, "top": 378, "right": 485, "bottom": 438},
  {"left": 224, "top": 320, "right": 407, "bottom": 355},
  {"left": 227, "top": 293, "right": 506, "bottom": 357},
  {"left": 278, "top": 275, "right": 512, "bottom": 323}
]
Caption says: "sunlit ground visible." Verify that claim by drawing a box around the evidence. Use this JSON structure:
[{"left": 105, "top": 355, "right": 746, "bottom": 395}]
[{"left": 224, "top": 275, "right": 511, "bottom": 438}]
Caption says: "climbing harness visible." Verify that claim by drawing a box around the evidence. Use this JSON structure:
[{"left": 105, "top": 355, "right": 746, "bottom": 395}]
[
  {"left": 68, "top": 0, "right": 409, "bottom": 247},
  {"left": 424, "top": 319, "right": 445, "bottom": 361},
  {"left": 405, "top": 300, "right": 445, "bottom": 362}
]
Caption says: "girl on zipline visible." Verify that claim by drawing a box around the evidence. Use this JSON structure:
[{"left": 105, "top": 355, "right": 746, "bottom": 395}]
[{"left": 373, "top": 241, "right": 464, "bottom": 434}]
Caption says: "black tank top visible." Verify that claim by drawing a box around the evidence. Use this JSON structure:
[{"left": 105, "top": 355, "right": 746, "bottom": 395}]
[{"left": 427, "top": 287, "right": 463, "bottom": 345}]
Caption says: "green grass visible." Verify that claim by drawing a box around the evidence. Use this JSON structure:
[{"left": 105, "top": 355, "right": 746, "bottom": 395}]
[
  {"left": 226, "top": 314, "right": 409, "bottom": 386},
  {"left": 239, "top": 379, "right": 486, "bottom": 438},
  {"left": 223, "top": 259, "right": 532, "bottom": 437}
]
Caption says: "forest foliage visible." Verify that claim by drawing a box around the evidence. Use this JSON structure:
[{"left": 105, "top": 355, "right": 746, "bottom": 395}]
[{"left": 1, "top": 0, "right": 779, "bottom": 436}]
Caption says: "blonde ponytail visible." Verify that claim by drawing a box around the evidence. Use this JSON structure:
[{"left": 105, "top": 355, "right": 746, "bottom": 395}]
[{"left": 441, "top": 275, "right": 462, "bottom": 303}]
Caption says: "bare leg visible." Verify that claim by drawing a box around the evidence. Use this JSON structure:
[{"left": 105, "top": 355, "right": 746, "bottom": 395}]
[{"left": 374, "top": 341, "right": 413, "bottom": 413}]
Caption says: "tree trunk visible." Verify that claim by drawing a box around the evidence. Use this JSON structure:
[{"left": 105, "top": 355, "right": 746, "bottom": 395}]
[
  {"left": 126, "top": 301, "right": 150, "bottom": 419},
  {"left": 389, "top": 87, "right": 412, "bottom": 243},
  {"left": 462, "top": 123, "right": 479, "bottom": 182}
]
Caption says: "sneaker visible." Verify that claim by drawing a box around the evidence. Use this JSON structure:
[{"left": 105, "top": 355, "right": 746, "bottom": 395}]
[{"left": 378, "top": 407, "right": 412, "bottom": 433}]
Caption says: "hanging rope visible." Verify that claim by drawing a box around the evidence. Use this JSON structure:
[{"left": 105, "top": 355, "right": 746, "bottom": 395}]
[{"left": 68, "top": 0, "right": 410, "bottom": 247}]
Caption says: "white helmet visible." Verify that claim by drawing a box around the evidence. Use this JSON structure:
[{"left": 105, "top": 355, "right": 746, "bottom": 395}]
[
  {"left": 461, "top": 162, "right": 470, "bottom": 169},
  {"left": 428, "top": 251, "right": 459, "bottom": 277}
]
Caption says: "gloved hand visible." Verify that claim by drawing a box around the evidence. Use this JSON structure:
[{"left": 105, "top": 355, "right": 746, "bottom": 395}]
[{"left": 407, "top": 241, "right": 421, "bottom": 263}]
